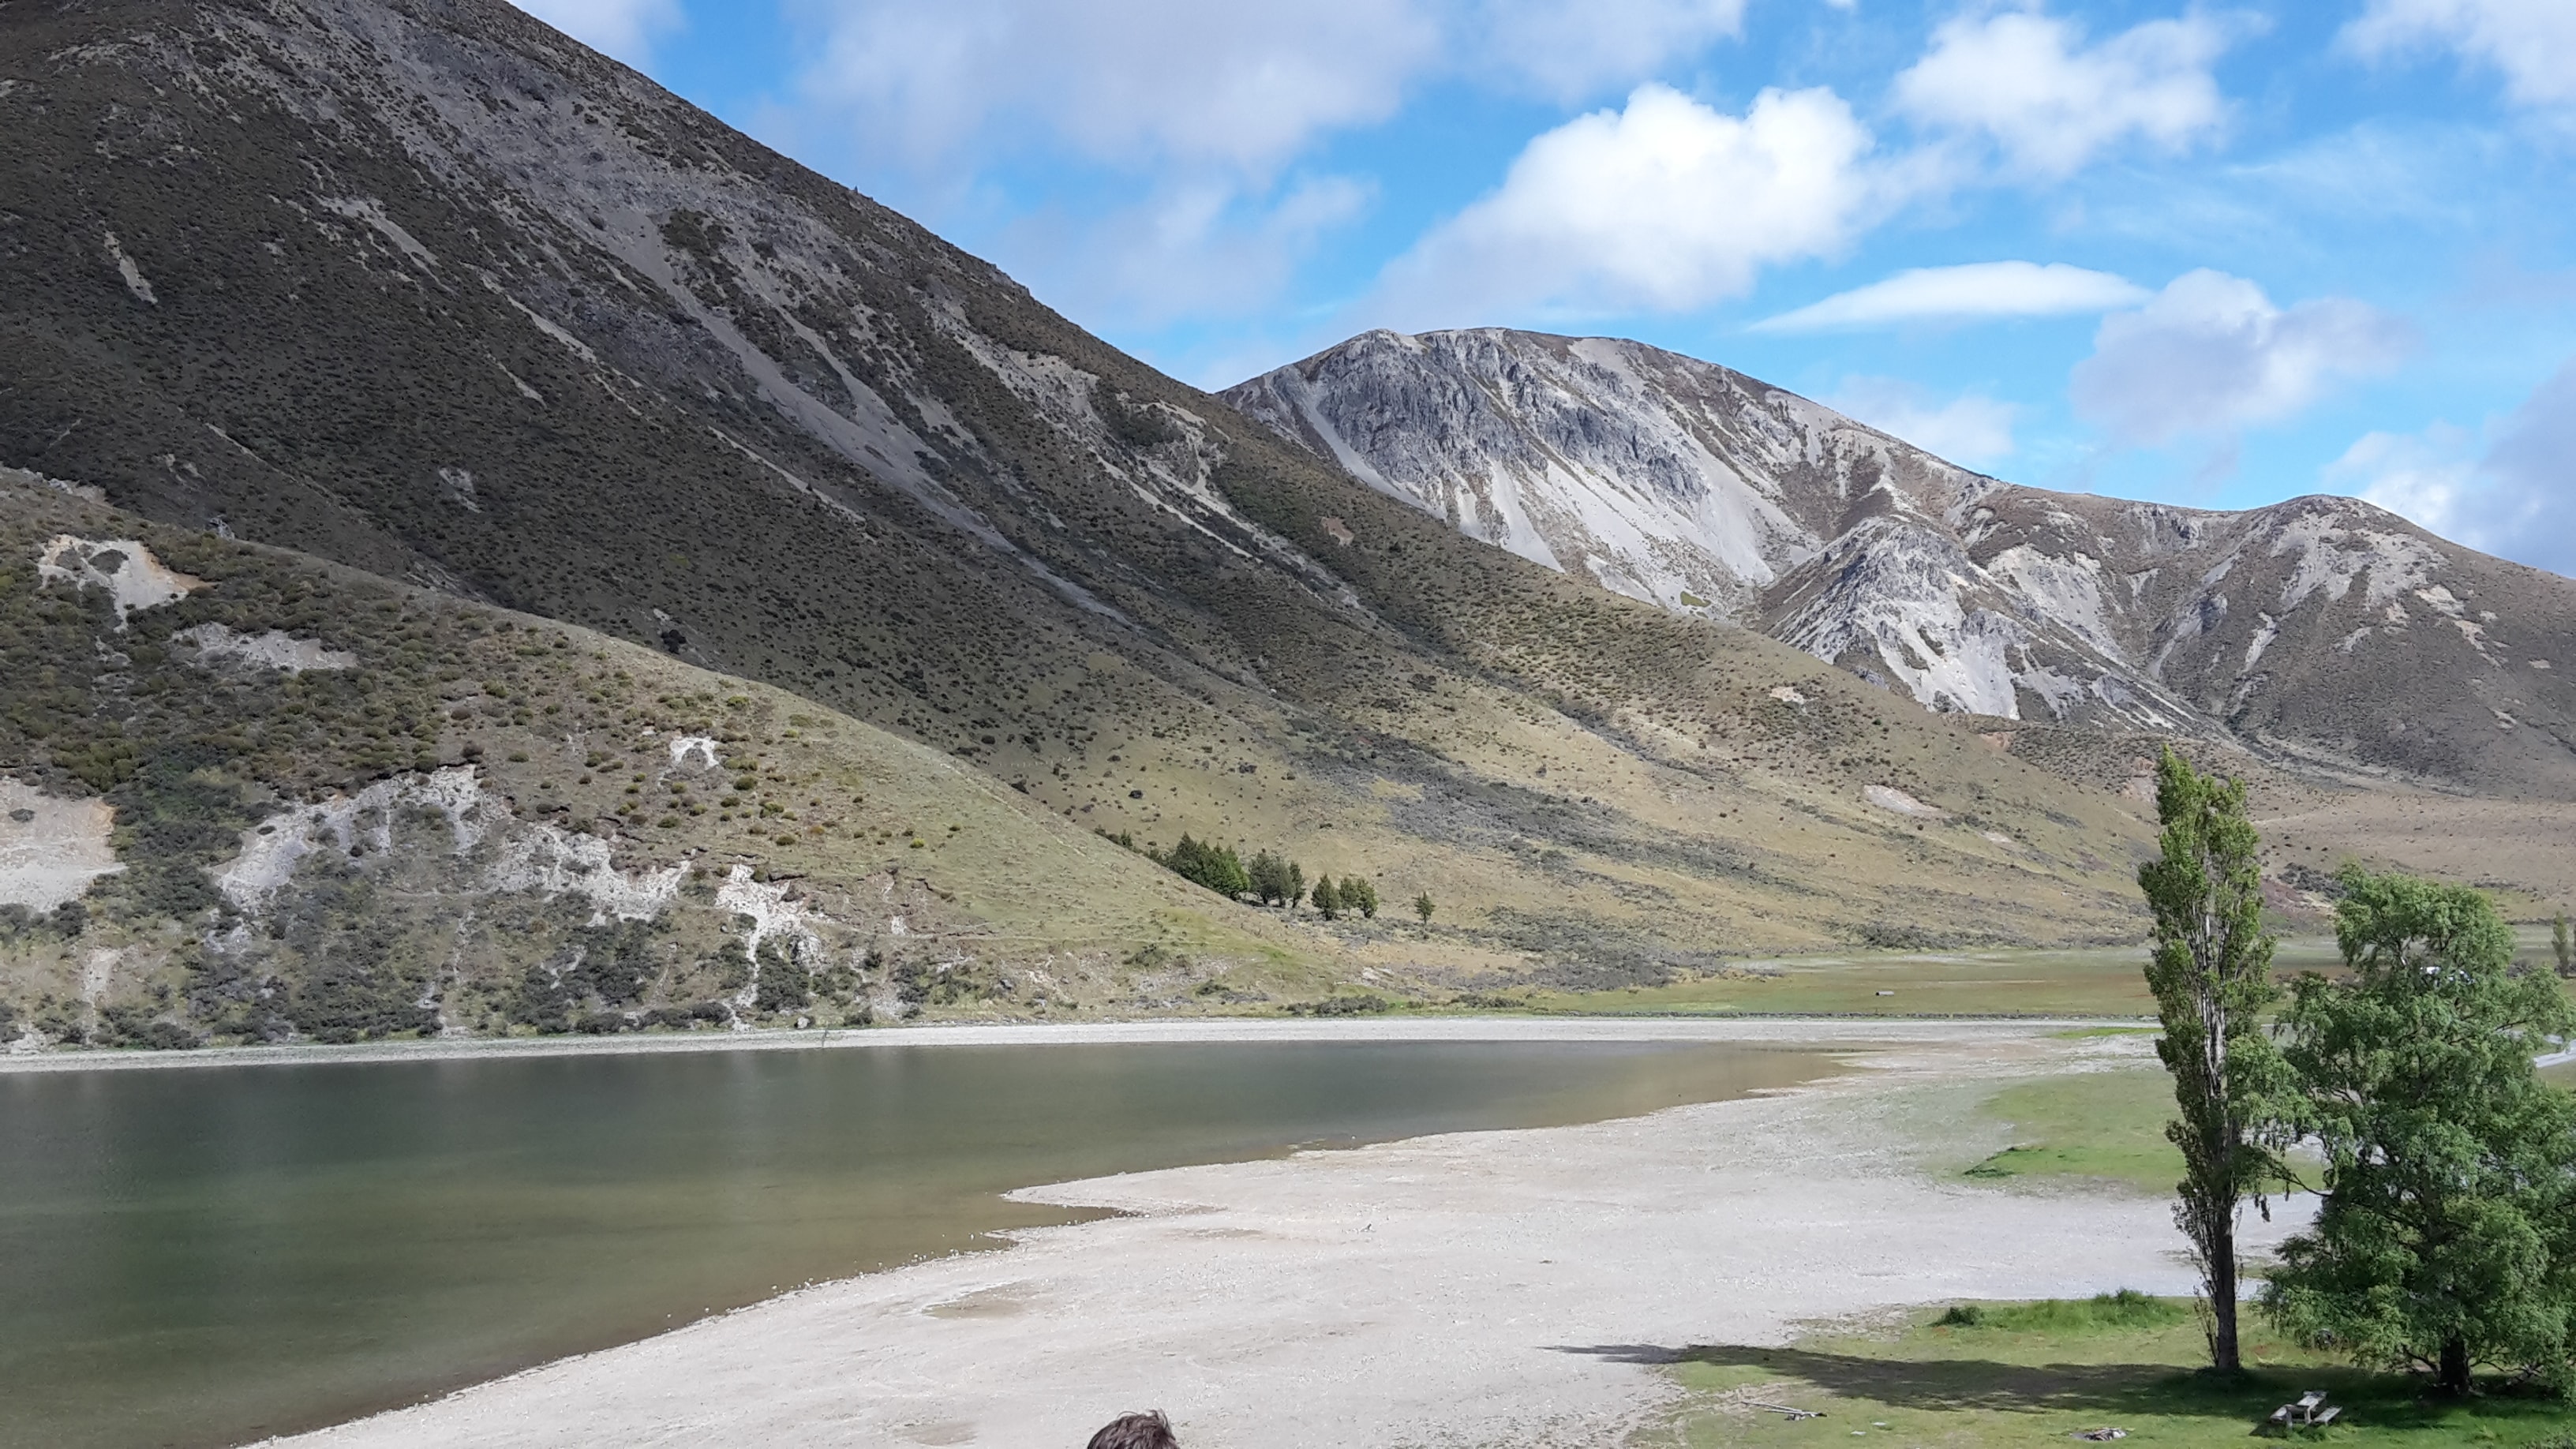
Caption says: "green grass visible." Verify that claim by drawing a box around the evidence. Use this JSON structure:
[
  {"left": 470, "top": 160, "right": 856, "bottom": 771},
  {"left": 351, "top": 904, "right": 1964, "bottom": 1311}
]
[
  {"left": 1958, "top": 1069, "right": 2181, "bottom": 1193},
  {"left": 1661, "top": 1294, "right": 2574, "bottom": 1447},
  {"left": 1527, "top": 938, "right": 2354, "bottom": 1020}
]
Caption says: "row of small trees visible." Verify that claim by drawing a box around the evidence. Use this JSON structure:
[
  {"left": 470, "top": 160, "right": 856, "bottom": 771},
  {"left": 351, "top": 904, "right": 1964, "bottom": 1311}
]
[
  {"left": 1140, "top": 833, "right": 1426, "bottom": 920},
  {"left": 2142, "top": 749, "right": 2576, "bottom": 1397}
]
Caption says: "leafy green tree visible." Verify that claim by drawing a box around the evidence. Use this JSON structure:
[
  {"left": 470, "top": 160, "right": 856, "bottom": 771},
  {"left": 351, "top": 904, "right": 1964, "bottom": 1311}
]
[
  {"left": 1342, "top": 877, "right": 1379, "bottom": 919},
  {"left": 1414, "top": 892, "right": 1434, "bottom": 923},
  {"left": 2136, "top": 747, "right": 2293, "bottom": 1374},
  {"left": 2263, "top": 869, "right": 2576, "bottom": 1398},
  {"left": 1249, "top": 850, "right": 1296, "bottom": 907},
  {"left": 1312, "top": 875, "right": 1341, "bottom": 919},
  {"left": 2555, "top": 910, "right": 2572, "bottom": 978},
  {"left": 1153, "top": 835, "right": 1250, "bottom": 899}
]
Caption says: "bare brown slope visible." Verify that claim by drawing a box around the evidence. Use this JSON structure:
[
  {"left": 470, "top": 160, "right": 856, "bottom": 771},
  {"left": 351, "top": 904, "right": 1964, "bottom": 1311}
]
[{"left": 0, "top": 0, "right": 2160, "bottom": 960}]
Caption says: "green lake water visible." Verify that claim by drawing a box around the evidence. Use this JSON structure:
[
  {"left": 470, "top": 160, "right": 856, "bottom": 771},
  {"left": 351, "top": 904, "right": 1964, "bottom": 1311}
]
[{"left": 0, "top": 1037, "right": 1837, "bottom": 1449}]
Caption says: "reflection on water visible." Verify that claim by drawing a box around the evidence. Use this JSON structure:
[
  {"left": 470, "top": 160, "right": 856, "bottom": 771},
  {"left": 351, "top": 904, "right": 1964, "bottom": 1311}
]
[{"left": 0, "top": 1039, "right": 1836, "bottom": 1449}]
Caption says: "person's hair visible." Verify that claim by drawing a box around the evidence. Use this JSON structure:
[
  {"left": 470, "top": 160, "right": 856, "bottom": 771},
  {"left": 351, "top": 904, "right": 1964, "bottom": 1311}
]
[{"left": 1085, "top": 1410, "right": 1178, "bottom": 1449}]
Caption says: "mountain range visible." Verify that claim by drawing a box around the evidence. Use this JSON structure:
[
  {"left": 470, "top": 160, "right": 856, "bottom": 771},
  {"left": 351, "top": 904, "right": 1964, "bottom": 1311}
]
[
  {"left": 0, "top": 0, "right": 2566, "bottom": 1046},
  {"left": 1225, "top": 328, "right": 2576, "bottom": 800}
]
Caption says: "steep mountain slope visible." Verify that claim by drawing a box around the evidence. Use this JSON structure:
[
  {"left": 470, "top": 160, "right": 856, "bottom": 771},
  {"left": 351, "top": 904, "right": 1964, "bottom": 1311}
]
[
  {"left": 0, "top": 474, "right": 1352, "bottom": 1048},
  {"left": 0, "top": 0, "right": 2179, "bottom": 972},
  {"left": 1226, "top": 328, "right": 2576, "bottom": 799}
]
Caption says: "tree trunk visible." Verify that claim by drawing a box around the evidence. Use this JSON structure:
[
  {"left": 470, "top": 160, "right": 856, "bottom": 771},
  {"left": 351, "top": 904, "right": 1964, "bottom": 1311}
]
[
  {"left": 2201, "top": 1208, "right": 2241, "bottom": 1373},
  {"left": 2439, "top": 1335, "right": 2471, "bottom": 1396}
]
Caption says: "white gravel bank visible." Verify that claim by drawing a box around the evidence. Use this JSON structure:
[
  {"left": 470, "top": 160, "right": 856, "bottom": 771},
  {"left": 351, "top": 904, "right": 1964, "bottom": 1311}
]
[{"left": 261, "top": 1024, "right": 2297, "bottom": 1449}]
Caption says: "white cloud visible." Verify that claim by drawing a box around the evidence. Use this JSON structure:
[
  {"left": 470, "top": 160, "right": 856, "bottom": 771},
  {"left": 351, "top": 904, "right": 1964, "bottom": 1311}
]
[
  {"left": 1473, "top": 0, "right": 1747, "bottom": 103},
  {"left": 2069, "top": 270, "right": 2413, "bottom": 444},
  {"left": 2330, "top": 425, "right": 2478, "bottom": 535},
  {"left": 510, "top": 0, "right": 681, "bottom": 66},
  {"left": 2345, "top": 0, "right": 2576, "bottom": 111},
  {"left": 782, "top": 0, "right": 1746, "bottom": 175},
  {"left": 1006, "top": 175, "right": 1376, "bottom": 328},
  {"left": 1372, "top": 84, "right": 1881, "bottom": 324},
  {"left": 2328, "top": 360, "right": 2576, "bottom": 575},
  {"left": 1828, "top": 377, "right": 2019, "bottom": 467},
  {"left": 790, "top": 0, "right": 1441, "bottom": 171},
  {"left": 1893, "top": 6, "right": 2236, "bottom": 178},
  {"left": 1750, "top": 261, "right": 2149, "bottom": 333}
]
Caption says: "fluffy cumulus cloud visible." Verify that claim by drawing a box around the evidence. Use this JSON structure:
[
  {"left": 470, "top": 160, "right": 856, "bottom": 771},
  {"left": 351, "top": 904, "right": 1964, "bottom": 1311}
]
[
  {"left": 2332, "top": 360, "right": 2576, "bottom": 575},
  {"left": 509, "top": 0, "right": 681, "bottom": 66},
  {"left": 1894, "top": 7, "right": 2236, "bottom": 177},
  {"left": 784, "top": 0, "right": 1744, "bottom": 174},
  {"left": 1827, "top": 377, "right": 2019, "bottom": 467},
  {"left": 2346, "top": 0, "right": 2576, "bottom": 111},
  {"left": 1750, "top": 261, "right": 2149, "bottom": 332},
  {"left": 1373, "top": 84, "right": 1880, "bottom": 324},
  {"left": 2069, "top": 270, "right": 2413, "bottom": 444}
]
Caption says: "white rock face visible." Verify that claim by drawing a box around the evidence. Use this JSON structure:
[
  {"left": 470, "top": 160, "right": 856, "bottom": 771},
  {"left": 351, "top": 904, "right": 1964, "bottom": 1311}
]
[
  {"left": 35, "top": 535, "right": 204, "bottom": 627},
  {"left": 174, "top": 622, "right": 356, "bottom": 672},
  {"left": 1227, "top": 329, "right": 2569, "bottom": 756},
  {"left": 0, "top": 780, "right": 123, "bottom": 911},
  {"left": 214, "top": 766, "right": 685, "bottom": 923}
]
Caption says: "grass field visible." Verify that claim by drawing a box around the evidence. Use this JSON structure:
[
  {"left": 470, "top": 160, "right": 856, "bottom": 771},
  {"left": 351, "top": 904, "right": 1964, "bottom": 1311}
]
[
  {"left": 1527, "top": 932, "right": 2570, "bottom": 1021},
  {"left": 1658, "top": 1293, "right": 2574, "bottom": 1447},
  {"left": 1959, "top": 1067, "right": 2180, "bottom": 1194}
]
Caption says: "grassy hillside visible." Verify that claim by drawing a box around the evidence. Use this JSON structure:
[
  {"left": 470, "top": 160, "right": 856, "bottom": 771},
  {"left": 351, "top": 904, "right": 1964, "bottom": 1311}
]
[{"left": 0, "top": 479, "right": 1365, "bottom": 1048}]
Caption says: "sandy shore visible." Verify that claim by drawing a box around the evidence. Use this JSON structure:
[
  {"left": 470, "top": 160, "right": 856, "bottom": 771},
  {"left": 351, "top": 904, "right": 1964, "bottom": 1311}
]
[{"left": 258, "top": 1023, "right": 2297, "bottom": 1449}]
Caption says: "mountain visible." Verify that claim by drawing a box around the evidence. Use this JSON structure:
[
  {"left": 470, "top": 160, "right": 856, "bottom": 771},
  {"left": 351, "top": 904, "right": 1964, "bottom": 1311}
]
[
  {"left": 0, "top": 0, "right": 2247, "bottom": 1013},
  {"left": 1224, "top": 328, "right": 2576, "bottom": 799}
]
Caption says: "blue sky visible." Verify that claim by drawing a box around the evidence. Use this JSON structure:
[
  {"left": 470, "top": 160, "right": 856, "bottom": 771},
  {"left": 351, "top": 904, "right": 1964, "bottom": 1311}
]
[{"left": 519, "top": 0, "right": 2576, "bottom": 575}]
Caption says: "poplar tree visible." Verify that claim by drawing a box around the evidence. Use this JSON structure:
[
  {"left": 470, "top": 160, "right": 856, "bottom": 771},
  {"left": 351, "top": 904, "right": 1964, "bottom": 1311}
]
[{"left": 2136, "top": 747, "right": 2292, "bottom": 1374}]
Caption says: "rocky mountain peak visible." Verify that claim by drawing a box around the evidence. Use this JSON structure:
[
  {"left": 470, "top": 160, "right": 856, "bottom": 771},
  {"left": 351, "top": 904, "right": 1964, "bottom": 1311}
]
[{"left": 1227, "top": 328, "right": 2576, "bottom": 798}]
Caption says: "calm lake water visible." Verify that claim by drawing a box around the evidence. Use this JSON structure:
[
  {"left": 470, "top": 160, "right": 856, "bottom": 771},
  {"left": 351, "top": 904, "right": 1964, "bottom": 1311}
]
[{"left": 0, "top": 1038, "right": 1837, "bottom": 1449}]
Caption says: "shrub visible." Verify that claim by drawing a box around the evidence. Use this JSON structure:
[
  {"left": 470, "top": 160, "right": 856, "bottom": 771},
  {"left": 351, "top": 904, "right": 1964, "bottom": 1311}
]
[
  {"left": 751, "top": 938, "right": 812, "bottom": 1013},
  {"left": 1154, "top": 835, "right": 1251, "bottom": 899},
  {"left": 1286, "top": 993, "right": 1390, "bottom": 1017}
]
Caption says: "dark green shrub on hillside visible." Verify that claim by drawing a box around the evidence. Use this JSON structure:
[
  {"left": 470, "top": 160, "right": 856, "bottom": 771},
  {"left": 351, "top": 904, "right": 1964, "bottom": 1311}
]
[
  {"left": 1341, "top": 877, "right": 1380, "bottom": 919},
  {"left": 565, "top": 921, "right": 661, "bottom": 1005},
  {"left": 96, "top": 1002, "right": 204, "bottom": 1050},
  {"left": 1246, "top": 849, "right": 1302, "bottom": 907},
  {"left": 185, "top": 949, "right": 292, "bottom": 1042},
  {"left": 33, "top": 996, "right": 87, "bottom": 1044},
  {"left": 1286, "top": 994, "right": 1390, "bottom": 1017},
  {"left": 1154, "top": 835, "right": 1250, "bottom": 898},
  {"left": 751, "top": 937, "right": 812, "bottom": 1013},
  {"left": 1311, "top": 875, "right": 1341, "bottom": 919}
]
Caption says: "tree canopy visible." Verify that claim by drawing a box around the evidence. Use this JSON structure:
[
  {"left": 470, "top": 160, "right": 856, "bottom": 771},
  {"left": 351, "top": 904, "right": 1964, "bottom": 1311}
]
[{"left": 2263, "top": 868, "right": 2576, "bottom": 1398}]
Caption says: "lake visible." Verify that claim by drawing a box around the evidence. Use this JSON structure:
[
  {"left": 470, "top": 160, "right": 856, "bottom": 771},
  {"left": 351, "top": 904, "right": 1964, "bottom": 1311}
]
[{"left": 0, "top": 1035, "right": 1839, "bottom": 1448}]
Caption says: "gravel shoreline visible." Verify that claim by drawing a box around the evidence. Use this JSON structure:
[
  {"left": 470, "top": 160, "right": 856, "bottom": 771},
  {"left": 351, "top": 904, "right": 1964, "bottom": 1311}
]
[{"left": 255, "top": 1024, "right": 2294, "bottom": 1449}]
